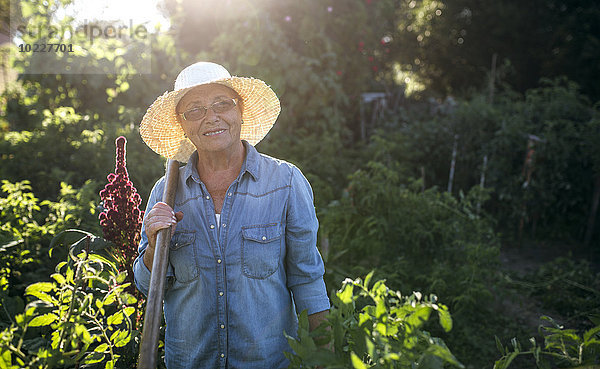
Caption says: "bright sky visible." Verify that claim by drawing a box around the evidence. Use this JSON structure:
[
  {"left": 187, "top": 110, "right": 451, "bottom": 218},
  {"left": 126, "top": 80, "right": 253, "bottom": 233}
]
[{"left": 56, "top": 0, "right": 170, "bottom": 31}]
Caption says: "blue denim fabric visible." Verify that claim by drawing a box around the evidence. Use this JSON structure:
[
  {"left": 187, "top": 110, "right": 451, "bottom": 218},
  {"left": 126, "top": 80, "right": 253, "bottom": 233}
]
[{"left": 133, "top": 141, "right": 330, "bottom": 369}]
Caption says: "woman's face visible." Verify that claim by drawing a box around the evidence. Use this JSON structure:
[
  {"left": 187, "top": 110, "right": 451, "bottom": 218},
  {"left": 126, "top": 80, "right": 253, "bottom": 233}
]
[{"left": 176, "top": 84, "right": 243, "bottom": 155}]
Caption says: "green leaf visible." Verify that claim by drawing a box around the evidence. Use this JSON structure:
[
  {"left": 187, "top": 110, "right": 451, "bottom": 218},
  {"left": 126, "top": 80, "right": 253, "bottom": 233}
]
[
  {"left": 297, "top": 309, "right": 309, "bottom": 333},
  {"left": 375, "top": 299, "right": 386, "bottom": 319},
  {"left": 104, "top": 291, "right": 117, "bottom": 306},
  {"left": 116, "top": 271, "right": 127, "bottom": 284},
  {"left": 120, "top": 292, "right": 137, "bottom": 305},
  {"left": 83, "top": 352, "right": 105, "bottom": 364},
  {"left": 583, "top": 325, "right": 600, "bottom": 343},
  {"left": 437, "top": 304, "right": 453, "bottom": 332},
  {"left": 71, "top": 324, "right": 91, "bottom": 345},
  {"left": 495, "top": 352, "right": 519, "bottom": 369},
  {"left": 25, "top": 282, "right": 55, "bottom": 295},
  {"left": 51, "top": 273, "right": 66, "bottom": 285},
  {"left": 406, "top": 306, "right": 432, "bottom": 329},
  {"left": 20, "top": 2, "right": 35, "bottom": 19},
  {"left": 358, "top": 312, "right": 371, "bottom": 327},
  {"left": 66, "top": 267, "right": 75, "bottom": 284},
  {"left": 95, "top": 343, "right": 109, "bottom": 352},
  {"left": 28, "top": 313, "right": 58, "bottom": 327},
  {"left": 107, "top": 311, "right": 123, "bottom": 325},
  {"left": 88, "top": 253, "right": 116, "bottom": 267},
  {"left": 424, "top": 343, "right": 464, "bottom": 368},
  {"left": 364, "top": 270, "right": 375, "bottom": 290},
  {"left": 55, "top": 261, "right": 68, "bottom": 273},
  {"left": 339, "top": 283, "right": 354, "bottom": 304},
  {"left": 495, "top": 336, "right": 505, "bottom": 355},
  {"left": 350, "top": 352, "right": 369, "bottom": 369},
  {"left": 113, "top": 330, "right": 131, "bottom": 347}
]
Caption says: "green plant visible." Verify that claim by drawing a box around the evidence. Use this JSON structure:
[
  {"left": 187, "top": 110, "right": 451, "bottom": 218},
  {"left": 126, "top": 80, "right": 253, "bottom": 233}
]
[
  {"left": 285, "top": 271, "right": 463, "bottom": 369},
  {"left": 321, "top": 158, "right": 505, "bottom": 367},
  {"left": 0, "top": 179, "right": 100, "bottom": 306},
  {"left": 0, "top": 236, "right": 138, "bottom": 369},
  {"left": 494, "top": 316, "right": 600, "bottom": 369},
  {"left": 508, "top": 257, "right": 600, "bottom": 327}
]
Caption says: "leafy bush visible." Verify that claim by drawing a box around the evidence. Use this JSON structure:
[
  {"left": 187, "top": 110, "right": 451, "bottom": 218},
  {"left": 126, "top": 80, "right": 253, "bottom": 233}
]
[
  {"left": 0, "top": 241, "right": 138, "bottom": 369},
  {"left": 494, "top": 316, "right": 600, "bottom": 369},
  {"left": 285, "top": 272, "right": 463, "bottom": 369},
  {"left": 509, "top": 257, "right": 600, "bottom": 327},
  {"left": 321, "top": 158, "right": 504, "bottom": 367},
  {"left": 0, "top": 180, "right": 98, "bottom": 300},
  {"left": 322, "top": 159, "right": 499, "bottom": 299}
]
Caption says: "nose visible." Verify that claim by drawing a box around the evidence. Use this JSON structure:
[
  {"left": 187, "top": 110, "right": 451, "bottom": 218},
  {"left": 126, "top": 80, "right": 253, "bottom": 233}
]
[{"left": 203, "top": 106, "right": 219, "bottom": 123}]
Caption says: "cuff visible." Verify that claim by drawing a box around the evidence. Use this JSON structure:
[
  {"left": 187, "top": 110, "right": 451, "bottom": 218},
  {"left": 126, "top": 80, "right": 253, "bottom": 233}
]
[
  {"left": 290, "top": 278, "right": 330, "bottom": 315},
  {"left": 133, "top": 251, "right": 151, "bottom": 297}
]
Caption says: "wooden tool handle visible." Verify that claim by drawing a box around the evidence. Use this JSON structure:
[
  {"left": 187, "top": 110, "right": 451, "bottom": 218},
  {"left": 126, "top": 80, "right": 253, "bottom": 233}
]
[{"left": 137, "top": 159, "right": 180, "bottom": 369}]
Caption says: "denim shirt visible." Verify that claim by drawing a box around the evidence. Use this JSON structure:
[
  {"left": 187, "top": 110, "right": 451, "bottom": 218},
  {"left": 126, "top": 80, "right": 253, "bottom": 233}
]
[{"left": 133, "top": 141, "right": 330, "bottom": 369}]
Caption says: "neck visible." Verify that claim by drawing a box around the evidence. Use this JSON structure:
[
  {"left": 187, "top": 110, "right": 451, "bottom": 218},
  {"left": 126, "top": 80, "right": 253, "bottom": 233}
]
[{"left": 195, "top": 141, "right": 245, "bottom": 176}]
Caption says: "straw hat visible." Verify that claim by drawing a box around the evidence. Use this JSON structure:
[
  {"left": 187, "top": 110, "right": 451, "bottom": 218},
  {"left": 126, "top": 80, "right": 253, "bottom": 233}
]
[{"left": 140, "top": 62, "right": 281, "bottom": 162}]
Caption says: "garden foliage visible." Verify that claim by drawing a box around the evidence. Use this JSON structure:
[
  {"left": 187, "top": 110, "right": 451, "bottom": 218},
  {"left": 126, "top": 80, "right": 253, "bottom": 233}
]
[
  {"left": 494, "top": 316, "right": 600, "bottom": 369},
  {"left": 285, "top": 272, "right": 463, "bottom": 369},
  {"left": 0, "top": 240, "right": 138, "bottom": 369},
  {"left": 320, "top": 156, "right": 503, "bottom": 366}
]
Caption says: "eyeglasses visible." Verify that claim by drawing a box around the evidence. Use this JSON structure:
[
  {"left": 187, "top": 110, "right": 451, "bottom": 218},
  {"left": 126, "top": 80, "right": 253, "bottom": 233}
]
[{"left": 179, "top": 98, "right": 238, "bottom": 121}]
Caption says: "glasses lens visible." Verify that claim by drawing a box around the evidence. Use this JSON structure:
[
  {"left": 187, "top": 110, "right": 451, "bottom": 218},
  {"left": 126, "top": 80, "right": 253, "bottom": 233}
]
[
  {"left": 212, "top": 99, "right": 236, "bottom": 113},
  {"left": 185, "top": 107, "right": 206, "bottom": 121}
]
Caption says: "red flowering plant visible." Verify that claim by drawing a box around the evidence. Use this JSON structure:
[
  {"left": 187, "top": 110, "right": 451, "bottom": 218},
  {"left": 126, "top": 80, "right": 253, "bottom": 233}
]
[{"left": 99, "top": 136, "right": 144, "bottom": 297}]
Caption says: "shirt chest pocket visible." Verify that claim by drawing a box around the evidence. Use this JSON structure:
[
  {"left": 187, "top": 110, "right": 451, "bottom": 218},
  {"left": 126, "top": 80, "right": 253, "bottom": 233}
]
[
  {"left": 241, "top": 223, "right": 283, "bottom": 279},
  {"left": 169, "top": 231, "right": 199, "bottom": 283}
]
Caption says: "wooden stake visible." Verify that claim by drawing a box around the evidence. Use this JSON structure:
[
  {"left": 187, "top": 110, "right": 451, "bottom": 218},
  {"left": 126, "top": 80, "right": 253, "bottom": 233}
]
[{"left": 447, "top": 134, "right": 459, "bottom": 194}]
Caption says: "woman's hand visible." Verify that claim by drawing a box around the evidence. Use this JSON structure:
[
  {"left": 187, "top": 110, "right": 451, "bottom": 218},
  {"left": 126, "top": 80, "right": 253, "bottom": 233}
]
[{"left": 142, "top": 202, "right": 184, "bottom": 270}]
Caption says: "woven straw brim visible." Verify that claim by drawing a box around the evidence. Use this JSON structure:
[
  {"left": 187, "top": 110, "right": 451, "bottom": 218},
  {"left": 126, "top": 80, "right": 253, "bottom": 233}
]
[{"left": 140, "top": 77, "right": 281, "bottom": 162}]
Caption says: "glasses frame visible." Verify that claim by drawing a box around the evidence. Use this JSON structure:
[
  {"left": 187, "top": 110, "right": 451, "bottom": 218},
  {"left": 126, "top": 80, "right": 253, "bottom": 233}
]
[{"left": 179, "top": 98, "right": 238, "bottom": 121}]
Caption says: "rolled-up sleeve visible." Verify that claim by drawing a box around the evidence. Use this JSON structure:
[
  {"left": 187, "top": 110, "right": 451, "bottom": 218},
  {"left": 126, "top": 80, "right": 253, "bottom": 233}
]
[
  {"left": 285, "top": 166, "right": 330, "bottom": 315},
  {"left": 133, "top": 176, "right": 165, "bottom": 297}
]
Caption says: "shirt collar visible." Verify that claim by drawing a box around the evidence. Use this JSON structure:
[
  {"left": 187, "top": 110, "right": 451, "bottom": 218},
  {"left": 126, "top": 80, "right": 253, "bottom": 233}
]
[{"left": 182, "top": 140, "right": 260, "bottom": 185}]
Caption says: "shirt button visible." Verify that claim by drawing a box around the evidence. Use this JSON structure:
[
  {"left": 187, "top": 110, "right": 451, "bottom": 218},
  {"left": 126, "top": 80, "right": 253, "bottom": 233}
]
[
  {"left": 220, "top": 324, "right": 225, "bottom": 329},
  {"left": 219, "top": 291, "right": 224, "bottom": 296},
  {"left": 228, "top": 192, "right": 232, "bottom": 196},
  {"left": 217, "top": 259, "right": 222, "bottom": 264},
  {"left": 220, "top": 353, "right": 225, "bottom": 358},
  {"left": 210, "top": 224, "right": 215, "bottom": 229},
  {"left": 205, "top": 195, "right": 210, "bottom": 199},
  {"left": 262, "top": 236, "right": 267, "bottom": 241},
  {"left": 222, "top": 223, "right": 226, "bottom": 228}
]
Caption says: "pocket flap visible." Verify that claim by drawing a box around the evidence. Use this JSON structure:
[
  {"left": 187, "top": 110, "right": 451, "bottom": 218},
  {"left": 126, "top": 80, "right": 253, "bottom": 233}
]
[
  {"left": 170, "top": 231, "right": 195, "bottom": 250},
  {"left": 242, "top": 223, "right": 282, "bottom": 243}
]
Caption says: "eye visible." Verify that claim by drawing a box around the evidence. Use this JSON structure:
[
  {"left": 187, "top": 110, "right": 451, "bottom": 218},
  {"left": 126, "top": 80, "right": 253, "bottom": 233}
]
[
  {"left": 184, "top": 107, "right": 206, "bottom": 120},
  {"left": 212, "top": 99, "right": 236, "bottom": 112}
]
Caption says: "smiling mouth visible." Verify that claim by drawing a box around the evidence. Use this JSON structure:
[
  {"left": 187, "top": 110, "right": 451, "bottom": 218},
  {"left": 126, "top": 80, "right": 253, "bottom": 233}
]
[{"left": 203, "top": 129, "right": 226, "bottom": 136}]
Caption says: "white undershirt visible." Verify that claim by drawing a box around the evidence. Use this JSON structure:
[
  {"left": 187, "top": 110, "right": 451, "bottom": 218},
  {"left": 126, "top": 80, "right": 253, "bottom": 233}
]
[{"left": 215, "top": 213, "right": 221, "bottom": 228}]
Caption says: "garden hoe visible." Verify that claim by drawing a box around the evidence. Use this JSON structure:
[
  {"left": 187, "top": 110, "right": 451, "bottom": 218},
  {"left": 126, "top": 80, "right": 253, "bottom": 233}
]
[{"left": 137, "top": 159, "right": 180, "bottom": 369}]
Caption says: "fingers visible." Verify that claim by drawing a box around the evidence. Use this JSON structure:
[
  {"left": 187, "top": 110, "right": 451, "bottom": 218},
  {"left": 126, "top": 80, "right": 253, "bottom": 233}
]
[{"left": 144, "top": 202, "right": 184, "bottom": 241}]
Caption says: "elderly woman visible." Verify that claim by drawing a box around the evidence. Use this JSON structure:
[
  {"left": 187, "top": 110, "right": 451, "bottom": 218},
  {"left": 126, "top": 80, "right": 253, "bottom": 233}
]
[{"left": 133, "top": 62, "right": 330, "bottom": 369}]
